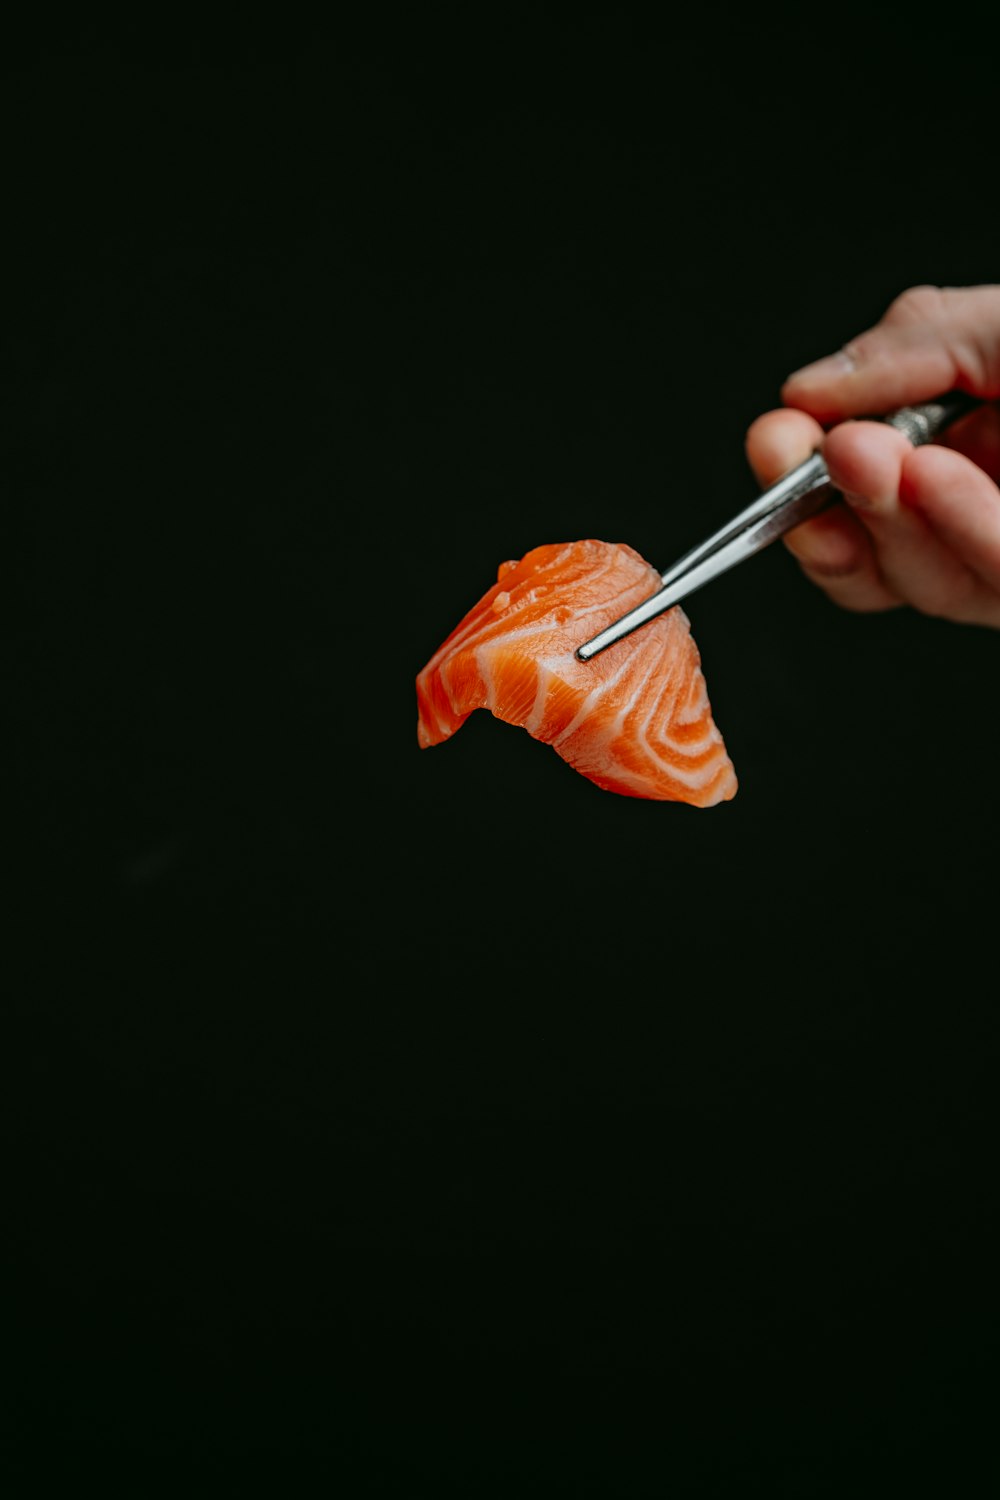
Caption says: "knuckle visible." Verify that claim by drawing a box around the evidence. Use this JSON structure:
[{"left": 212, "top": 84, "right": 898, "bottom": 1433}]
[{"left": 884, "top": 284, "right": 947, "bottom": 326}]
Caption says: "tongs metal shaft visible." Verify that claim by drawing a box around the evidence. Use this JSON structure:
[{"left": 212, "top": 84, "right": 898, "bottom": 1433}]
[{"left": 576, "top": 389, "right": 982, "bottom": 661}]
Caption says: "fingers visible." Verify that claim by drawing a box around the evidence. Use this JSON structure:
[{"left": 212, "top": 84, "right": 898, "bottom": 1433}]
[
  {"left": 897, "top": 443, "right": 1000, "bottom": 625},
  {"left": 822, "top": 421, "right": 983, "bottom": 619},
  {"left": 745, "top": 409, "right": 899, "bottom": 613},
  {"left": 818, "top": 420, "right": 1000, "bottom": 625},
  {"left": 747, "top": 285, "right": 1000, "bottom": 628},
  {"left": 780, "top": 284, "right": 1000, "bottom": 424},
  {"left": 745, "top": 406, "right": 825, "bottom": 488},
  {"left": 781, "top": 506, "right": 899, "bottom": 615},
  {"left": 747, "top": 407, "right": 1000, "bottom": 625}
]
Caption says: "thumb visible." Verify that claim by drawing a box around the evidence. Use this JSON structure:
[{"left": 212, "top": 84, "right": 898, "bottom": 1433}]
[{"left": 781, "top": 284, "right": 1000, "bottom": 424}]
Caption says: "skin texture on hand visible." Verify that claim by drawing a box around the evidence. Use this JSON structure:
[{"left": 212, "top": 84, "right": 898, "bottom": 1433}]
[{"left": 746, "top": 284, "right": 1000, "bottom": 627}]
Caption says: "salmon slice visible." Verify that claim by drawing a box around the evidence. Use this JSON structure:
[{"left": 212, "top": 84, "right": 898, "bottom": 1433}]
[{"left": 416, "top": 539, "right": 737, "bottom": 806}]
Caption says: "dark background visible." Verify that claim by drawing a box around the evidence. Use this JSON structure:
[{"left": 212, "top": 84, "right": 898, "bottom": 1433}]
[{"left": 6, "top": 14, "right": 1000, "bottom": 1494}]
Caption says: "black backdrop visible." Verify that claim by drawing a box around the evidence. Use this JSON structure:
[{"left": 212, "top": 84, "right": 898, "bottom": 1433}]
[{"left": 7, "top": 15, "right": 1000, "bottom": 1495}]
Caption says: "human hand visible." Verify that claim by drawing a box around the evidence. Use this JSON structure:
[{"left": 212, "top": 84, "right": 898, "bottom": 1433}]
[{"left": 746, "top": 284, "right": 1000, "bottom": 627}]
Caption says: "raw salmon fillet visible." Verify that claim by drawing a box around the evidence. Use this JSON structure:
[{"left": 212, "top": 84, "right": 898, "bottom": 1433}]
[{"left": 416, "top": 539, "right": 737, "bottom": 805}]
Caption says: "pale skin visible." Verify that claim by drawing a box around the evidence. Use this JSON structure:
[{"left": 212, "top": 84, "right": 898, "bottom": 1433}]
[{"left": 745, "top": 284, "right": 1000, "bottom": 627}]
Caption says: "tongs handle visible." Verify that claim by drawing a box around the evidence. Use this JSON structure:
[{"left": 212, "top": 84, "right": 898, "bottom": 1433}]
[
  {"left": 781, "top": 387, "right": 985, "bottom": 535},
  {"left": 575, "top": 388, "right": 984, "bottom": 661},
  {"left": 768, "top": 387, "right": 984, "bottom": 539},
  {"left": 882, "top": 389, "right": 981, "bottom": 445},
  {"left": 663, "top": 389, "right": 985, "bottom": 594}
]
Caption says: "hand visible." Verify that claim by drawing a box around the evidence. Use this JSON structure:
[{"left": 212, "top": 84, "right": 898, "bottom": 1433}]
[{"left": 746, "top": 284, "right": 1000, "bottom": 627}]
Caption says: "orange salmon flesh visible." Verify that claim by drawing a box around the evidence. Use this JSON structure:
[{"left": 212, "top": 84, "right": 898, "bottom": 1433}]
[{"left": 416, "top": 539, "right": 737, "bottom": 806}]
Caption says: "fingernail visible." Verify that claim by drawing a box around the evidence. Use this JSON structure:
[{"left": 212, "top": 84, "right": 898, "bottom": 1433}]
[{"left": 788, "top": 348, "right": 857, "bottom": 385}]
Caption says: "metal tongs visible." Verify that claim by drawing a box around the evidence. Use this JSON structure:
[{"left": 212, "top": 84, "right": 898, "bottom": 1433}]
[{"left": 576, "top": 389, "right": 982, "bottom": 661}]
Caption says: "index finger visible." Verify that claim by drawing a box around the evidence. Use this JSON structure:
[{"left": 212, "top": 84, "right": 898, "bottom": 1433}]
[{"left": 780, "top": 283, "right": 1000, "bottom": 424}]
